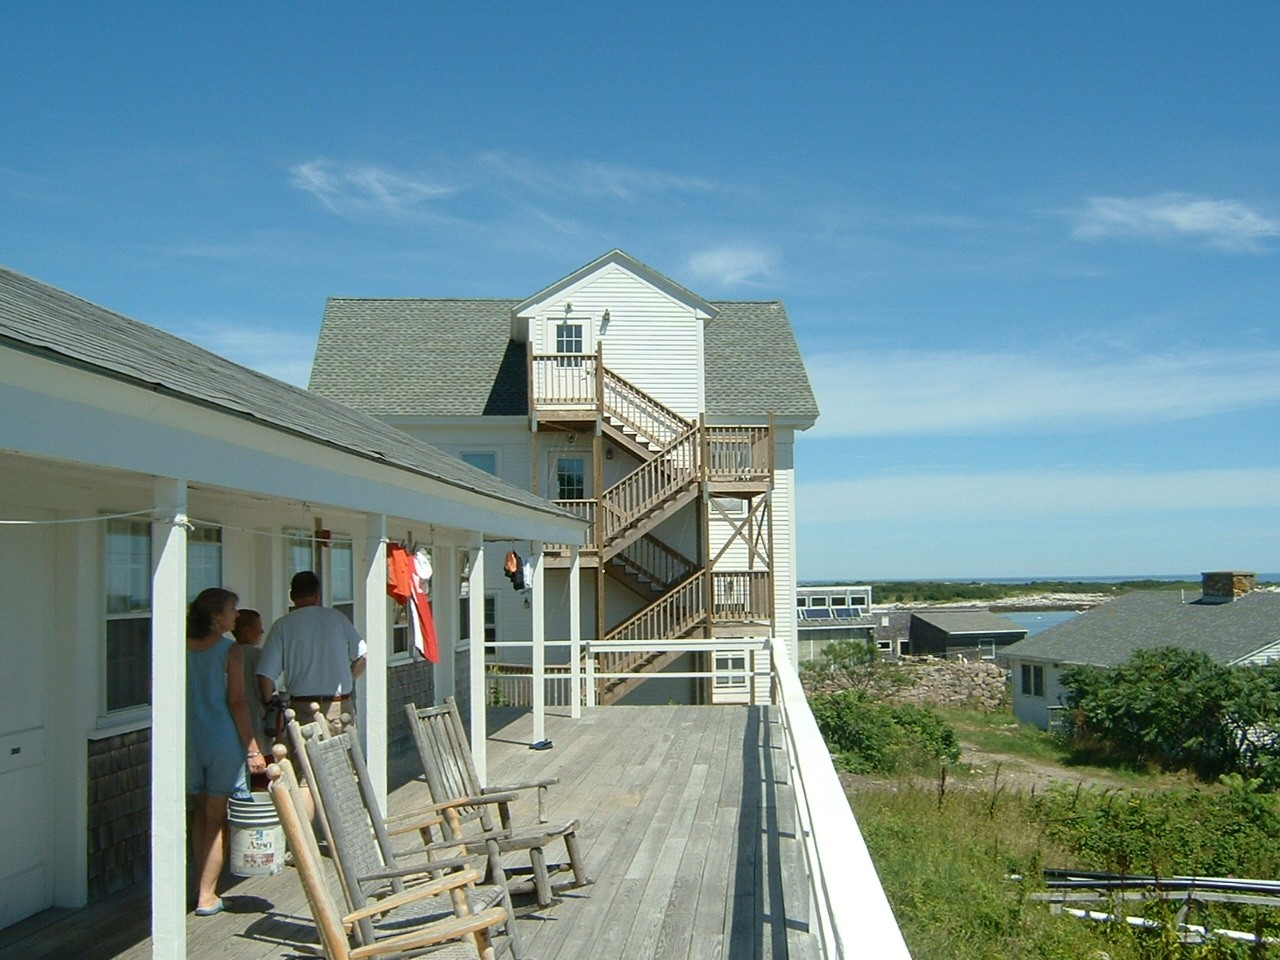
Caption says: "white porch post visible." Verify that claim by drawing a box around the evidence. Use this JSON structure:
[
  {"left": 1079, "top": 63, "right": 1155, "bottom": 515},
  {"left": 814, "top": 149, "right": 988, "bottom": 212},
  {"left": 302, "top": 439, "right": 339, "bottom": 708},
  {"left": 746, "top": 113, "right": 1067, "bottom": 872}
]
[
  {"left": 531, "top": 542, "right": 545, "bottom": 745},
  {"left": 362, "top": 514, "right": 388, "bottom": 805},
  {"left": 435, "top": 547, "right": 457, "bottom": 700},
  {"left": 467, "top": 539, "right": 487, "bottom": 783},
  {"left": 151, "top": 478, "right": 187, "bottom": 960},
  {"left": 569, "top": 544, "right": 581, "bottom": 719}
]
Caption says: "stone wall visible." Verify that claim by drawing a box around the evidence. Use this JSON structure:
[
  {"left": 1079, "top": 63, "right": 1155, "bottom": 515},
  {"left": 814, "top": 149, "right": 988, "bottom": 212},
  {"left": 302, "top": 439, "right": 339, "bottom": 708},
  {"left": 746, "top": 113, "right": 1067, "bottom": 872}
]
[{"left": 887, "top": 656, "right": 1009, "bottom": 711}]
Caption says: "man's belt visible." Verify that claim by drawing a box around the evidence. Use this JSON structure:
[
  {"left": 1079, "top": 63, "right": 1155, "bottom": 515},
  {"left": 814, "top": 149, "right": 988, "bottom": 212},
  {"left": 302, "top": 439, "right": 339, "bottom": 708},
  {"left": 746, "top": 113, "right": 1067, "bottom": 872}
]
[{"left": 289, "top": 694, "right": 350, "bottom": 702}]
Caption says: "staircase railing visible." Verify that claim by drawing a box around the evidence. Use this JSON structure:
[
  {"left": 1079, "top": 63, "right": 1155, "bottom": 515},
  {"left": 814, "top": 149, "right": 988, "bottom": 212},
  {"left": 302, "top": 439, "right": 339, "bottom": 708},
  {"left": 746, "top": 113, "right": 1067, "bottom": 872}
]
[
  {"left": 604, "top": 572, "right": 706, "bottom": 646},
  {"left": 598, "top": 424, "right": 700, "bottom": 545},
  {"left": 611, "top": 534, "right": 698, "bottom": 593},
  {"left": 600, "top": 364, "right": 692, "bottom": 450}
]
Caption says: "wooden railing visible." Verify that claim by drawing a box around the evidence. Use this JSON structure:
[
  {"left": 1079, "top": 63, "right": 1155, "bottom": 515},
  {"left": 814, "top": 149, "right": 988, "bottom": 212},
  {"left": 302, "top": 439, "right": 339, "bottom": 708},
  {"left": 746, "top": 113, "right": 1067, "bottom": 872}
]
[
  {"left": 600, "top": 365, "right": 692, "bottom": 449},
  {"left": 605, "top": 572, "right": 705, "bottom": 646},
  {"left": 529, "top": 352, "right": 598, "bottom": 406},
  {"left": 712, "top": 570, "right": 772, "bottom": 622},
  {"left": 612, "top": 534, "right": 698, "bottom": 592},
  {"left": 598, "top": 424, "right": 700, "bottom": 544},
  {"left": 548, "top": 499, "right": 595, "bottom": 549},
  {"left": 705, "top": 426, "right": 772, "bottom": 482}
]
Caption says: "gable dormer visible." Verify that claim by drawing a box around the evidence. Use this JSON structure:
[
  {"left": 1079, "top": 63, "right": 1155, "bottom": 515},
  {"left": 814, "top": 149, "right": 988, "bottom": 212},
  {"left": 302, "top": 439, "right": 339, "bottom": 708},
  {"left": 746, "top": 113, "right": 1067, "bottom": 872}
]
[{"left": 513, "top": 250, "right": 717, "bottom": 419}]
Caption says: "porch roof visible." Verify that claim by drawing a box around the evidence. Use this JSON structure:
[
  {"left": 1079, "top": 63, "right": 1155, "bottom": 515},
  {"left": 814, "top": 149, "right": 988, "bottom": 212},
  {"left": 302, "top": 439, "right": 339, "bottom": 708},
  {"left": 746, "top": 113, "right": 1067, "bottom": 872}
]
[{"left": 0, "top": 264, "right": 574, "bottom": 525}]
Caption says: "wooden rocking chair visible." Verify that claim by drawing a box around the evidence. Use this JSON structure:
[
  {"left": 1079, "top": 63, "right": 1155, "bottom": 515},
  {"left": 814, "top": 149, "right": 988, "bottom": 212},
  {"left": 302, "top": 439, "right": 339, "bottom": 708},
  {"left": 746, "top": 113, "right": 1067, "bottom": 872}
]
[
  {"left": 265, "top": 756, "right": 507, "bottom": 960},
  {"left": 404, "top": 698, "right": 591, "bottom": 905},
  {"left": 286, "top": 720, "right": 526, "bottom": 959}
]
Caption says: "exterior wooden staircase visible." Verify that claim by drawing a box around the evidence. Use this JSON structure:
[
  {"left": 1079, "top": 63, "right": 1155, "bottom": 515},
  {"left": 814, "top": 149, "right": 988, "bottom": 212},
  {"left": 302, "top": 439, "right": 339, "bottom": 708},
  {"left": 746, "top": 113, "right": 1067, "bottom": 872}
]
[{"left": 529, "top": 345, "right": 774, "bottom": 703}]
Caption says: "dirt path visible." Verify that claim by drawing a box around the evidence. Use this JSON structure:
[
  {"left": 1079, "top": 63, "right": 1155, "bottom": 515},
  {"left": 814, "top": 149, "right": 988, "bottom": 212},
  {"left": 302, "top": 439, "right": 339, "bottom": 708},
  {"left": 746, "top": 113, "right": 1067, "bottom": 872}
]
[{"left": 839, "top": 738, "right": 1140, "bottom": 795}]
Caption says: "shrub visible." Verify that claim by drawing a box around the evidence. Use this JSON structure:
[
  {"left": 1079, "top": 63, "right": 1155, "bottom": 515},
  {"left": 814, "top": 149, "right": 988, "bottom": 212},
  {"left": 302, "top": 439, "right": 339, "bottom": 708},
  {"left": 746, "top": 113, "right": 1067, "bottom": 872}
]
[{"left": 811, "top": 689, "right": 959, "bottom": 774}]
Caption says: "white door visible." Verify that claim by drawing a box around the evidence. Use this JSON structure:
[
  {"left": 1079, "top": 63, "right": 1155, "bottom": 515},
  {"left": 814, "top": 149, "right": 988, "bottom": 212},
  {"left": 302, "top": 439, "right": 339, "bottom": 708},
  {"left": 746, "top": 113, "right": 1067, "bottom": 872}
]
[{"left": 0, "top": 519, "right": 55, "bottom": 929}]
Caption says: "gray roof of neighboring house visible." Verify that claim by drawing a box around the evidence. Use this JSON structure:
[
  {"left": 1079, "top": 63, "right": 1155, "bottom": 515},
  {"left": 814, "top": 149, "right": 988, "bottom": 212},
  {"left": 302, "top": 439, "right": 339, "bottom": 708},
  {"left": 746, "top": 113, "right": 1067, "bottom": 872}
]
[
  {"left": 0, "top": 264, "right": 575, "bottom": 520},
  {"left": 911, "top": 610, "right": 1027, "bottom": 636},
  {"left": 1001, "top": 589, "right": 1280, "bottom": 668},
  {"left": 309, "top": 295, "right": 820, "bottom": 424}
]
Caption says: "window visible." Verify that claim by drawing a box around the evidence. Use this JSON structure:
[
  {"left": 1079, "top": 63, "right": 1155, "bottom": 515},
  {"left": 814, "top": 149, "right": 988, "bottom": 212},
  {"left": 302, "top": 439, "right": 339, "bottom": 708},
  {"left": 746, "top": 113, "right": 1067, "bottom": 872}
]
[
  {"left": 329, "top": 537, "right": 354, "bottom": 624},
  {"left": 810, "top": 596, "right": 828, "bottom": 608},
  {"left": 392, "top": 600, "right": 410, "bottom": 658},
  {"left": 1020, "top": 663, "right": 1045, "bottom": 698},
  {"left": 796, "top": 596, "right": 808, "bottom": 608},
  {"left": 556, "top": 457, "right": 586, "bottom": 500},
  {"left": 461, "top": 451, "right": 497, "bottom": 475},
  {"left": 830, "top": 595, "right": 848, "bottom": 607},
  {"left": 105, "top": 518, "right": 151, "bottom": 713},
  {"left": 555, "top": 322, "right": 584, "bottom": 365},
  {"left": 187, "top": 525, "right": 223, "bottom": 600}
]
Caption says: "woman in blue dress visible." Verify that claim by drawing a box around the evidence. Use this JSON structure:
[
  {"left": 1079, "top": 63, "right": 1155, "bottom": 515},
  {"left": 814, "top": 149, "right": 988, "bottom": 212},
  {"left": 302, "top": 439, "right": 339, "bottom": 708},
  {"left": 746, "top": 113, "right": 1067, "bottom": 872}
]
[{"left": 186, "top": 588, "right": 266, "bottom": 915}]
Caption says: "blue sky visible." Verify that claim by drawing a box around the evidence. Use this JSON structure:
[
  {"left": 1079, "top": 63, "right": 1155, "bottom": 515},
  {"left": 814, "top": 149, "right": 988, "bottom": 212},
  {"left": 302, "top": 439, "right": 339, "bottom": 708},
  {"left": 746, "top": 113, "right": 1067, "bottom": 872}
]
[{"left": 3, "top": 3, "right": 1279, "bottom": 580}]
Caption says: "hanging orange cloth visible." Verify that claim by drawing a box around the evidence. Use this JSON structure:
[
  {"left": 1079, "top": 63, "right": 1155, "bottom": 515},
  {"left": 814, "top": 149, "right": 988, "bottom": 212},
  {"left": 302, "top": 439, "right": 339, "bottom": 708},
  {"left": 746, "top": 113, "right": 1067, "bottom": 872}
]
[
  {"left": 387, "top": 542, "right": 415, "bottom": 604},
  {"left": 386, "top": 543, "right": 438, "bottom": 662}
]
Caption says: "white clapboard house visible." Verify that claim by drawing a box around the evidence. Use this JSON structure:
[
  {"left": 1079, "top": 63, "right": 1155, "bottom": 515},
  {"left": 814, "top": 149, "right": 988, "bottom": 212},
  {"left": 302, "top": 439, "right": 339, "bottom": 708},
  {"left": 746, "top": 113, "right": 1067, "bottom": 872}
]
[{"left": 309, "top": 250, "right": 821, "bottom": 706}]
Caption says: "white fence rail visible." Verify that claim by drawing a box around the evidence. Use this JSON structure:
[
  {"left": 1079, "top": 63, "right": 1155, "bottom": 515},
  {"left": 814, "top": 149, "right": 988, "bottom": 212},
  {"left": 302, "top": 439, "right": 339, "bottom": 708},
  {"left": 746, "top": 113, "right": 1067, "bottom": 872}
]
[{"left": 771, "top": 643, "right": 913, "bottom": 959}]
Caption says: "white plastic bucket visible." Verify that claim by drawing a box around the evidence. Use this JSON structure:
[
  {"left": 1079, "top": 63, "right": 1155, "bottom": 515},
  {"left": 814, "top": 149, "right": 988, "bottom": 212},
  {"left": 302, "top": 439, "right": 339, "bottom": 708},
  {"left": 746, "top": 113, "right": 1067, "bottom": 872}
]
[{"left": 227, "top": 791, "right": 286, "bottom": 877}]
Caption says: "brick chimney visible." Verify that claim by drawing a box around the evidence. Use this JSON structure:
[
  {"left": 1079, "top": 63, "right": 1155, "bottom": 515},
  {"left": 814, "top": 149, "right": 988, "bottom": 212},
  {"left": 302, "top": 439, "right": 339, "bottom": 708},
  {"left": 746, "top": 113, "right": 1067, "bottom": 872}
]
[{"left": 1201, "top": 571, "right": 1256, "bottom": 601}]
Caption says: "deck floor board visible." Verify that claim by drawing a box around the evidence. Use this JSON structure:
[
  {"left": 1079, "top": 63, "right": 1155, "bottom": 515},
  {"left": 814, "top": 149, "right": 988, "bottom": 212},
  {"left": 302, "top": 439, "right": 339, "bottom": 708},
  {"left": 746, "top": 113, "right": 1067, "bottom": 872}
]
[{"left": 0, "top": 705, "right": 817, "bottom": 960}]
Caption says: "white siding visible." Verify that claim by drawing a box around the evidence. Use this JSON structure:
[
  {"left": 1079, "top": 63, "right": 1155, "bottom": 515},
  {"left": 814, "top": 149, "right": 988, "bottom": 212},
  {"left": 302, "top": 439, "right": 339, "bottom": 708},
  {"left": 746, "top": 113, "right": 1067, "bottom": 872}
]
[{"left": 524, "top": 262, "right": 706, "bottom": 418}]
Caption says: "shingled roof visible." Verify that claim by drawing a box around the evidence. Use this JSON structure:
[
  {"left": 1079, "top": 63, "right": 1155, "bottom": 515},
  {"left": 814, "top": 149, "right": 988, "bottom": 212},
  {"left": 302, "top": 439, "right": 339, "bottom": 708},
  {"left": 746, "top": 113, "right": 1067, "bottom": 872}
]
[
  {"left": 1001, "top": 589, "right": 1280, "bottom": 668},
  {"left": 0, "top": 264, "right": 574, "bottom": 520},
  {"left": 309, "top": 295, "right": 819, "bottom": 424}
]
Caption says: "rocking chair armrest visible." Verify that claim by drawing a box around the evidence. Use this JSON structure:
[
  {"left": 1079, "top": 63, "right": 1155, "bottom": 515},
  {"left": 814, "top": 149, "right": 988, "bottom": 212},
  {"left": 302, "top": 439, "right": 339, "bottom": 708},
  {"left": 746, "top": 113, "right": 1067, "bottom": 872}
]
[
  {"left": 341, "top": 867, "right": 483, "bottom": 923},
  {"left": 424, "top": 790, "right": 520, "bottom": 811},
  {"left": 356, "top": 855, "right": 480, "bottom": 883},
  {"left": 484, "top": 777, "right": 558, "bottom": 792},
  {"left": 383, "top": 808, "right": 447, "bottom": 832}
]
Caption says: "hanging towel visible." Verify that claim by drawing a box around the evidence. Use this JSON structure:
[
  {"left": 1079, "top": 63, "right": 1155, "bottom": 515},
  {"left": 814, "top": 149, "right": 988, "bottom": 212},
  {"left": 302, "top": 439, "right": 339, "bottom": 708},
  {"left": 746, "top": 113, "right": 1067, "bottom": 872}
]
[{"left": 386, "top": 543, "right": 439, "bottom": 662}]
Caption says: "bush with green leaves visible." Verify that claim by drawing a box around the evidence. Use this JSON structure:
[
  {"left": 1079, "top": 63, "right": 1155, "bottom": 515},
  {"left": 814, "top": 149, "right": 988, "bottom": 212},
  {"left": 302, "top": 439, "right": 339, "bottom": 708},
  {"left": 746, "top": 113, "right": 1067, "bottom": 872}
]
[
  {"left": 1061, "top": 648, "right": 1280, "bottom": 785},
  {"left": 1032, "top": 774, "right": 1280, "bottom": 879},
  {"left": 810, "top": 688, "right": 960, "bottom": 774}
]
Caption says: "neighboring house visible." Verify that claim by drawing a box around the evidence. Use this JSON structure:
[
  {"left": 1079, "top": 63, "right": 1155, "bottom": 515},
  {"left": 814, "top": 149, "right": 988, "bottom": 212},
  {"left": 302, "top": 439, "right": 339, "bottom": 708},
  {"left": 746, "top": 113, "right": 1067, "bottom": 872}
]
[
  {"left": 1002, "top": 572, "right": 1280, "bottom": 729},
  {"left": 309, "top": 250, "right": 820, "bottom": 703},
  {"left": 907, "top": 609, "right": 1027, "bottom": 660},
  {"left": 0, "top": 264, "right": 585, "bottom": 944},
  {"left": 796, "top": 583, "right": 879, "bottom": 660}
]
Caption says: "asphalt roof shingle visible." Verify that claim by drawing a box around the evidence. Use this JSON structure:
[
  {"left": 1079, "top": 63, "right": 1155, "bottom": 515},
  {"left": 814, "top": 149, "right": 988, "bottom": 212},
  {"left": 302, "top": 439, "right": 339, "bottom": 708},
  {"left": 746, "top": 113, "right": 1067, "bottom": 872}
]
[
  {"left": 1001, "top": 589, "right": 1280, "bottom": 667},
  {"left": 309, "top": 288, "right": 819, "bottom": 423}
]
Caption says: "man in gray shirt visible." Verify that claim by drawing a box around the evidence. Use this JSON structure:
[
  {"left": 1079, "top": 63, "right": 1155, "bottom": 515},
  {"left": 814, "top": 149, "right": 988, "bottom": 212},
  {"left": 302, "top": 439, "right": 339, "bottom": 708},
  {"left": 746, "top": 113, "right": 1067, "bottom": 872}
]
[{"left": 257, "top": 571, "right": 367, "bottom": 726}]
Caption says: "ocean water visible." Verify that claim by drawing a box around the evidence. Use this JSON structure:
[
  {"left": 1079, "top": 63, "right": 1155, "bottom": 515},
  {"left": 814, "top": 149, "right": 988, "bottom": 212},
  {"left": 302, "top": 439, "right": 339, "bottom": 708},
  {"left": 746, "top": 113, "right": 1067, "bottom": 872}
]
[{"left": 1004, "top": 610, "right": 1078, "bottom": 635}]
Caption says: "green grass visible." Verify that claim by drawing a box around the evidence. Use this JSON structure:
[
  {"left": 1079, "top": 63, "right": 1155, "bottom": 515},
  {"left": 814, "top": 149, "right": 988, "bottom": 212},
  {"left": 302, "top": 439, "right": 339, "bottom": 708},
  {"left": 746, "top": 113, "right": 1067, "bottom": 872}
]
[
  {"left": 847, "top": 706, "right": 1280, "bottom": 959},
  {"left": 938, "top": 706, "right": 1167, "bottom": 788}
]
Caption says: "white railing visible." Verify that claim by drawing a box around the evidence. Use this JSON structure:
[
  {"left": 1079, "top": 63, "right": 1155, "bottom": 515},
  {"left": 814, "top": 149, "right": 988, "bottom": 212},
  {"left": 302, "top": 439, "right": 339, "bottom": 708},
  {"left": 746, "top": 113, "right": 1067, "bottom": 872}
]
[
  {"left": 770, "top": 642, "right": 913, "bottom": 959},
  {"left": 481, "top": 635, "right": 913, "bottom": 959}
]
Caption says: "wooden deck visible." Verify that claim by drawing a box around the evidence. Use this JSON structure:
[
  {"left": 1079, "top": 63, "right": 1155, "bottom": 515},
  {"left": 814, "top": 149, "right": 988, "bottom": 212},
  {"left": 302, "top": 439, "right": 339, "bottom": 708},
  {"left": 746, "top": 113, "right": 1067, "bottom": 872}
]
[{"left": 0, "top": 705, "right": 818, "bottom": 960}]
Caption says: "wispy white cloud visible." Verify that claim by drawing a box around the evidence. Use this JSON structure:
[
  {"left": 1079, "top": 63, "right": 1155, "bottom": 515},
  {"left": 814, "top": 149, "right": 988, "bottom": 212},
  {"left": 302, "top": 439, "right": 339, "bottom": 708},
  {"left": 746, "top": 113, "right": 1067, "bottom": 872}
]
[
  {"left": 686, "top": 245, "right": 777, "bottom": 286},
  {"left": 809, "top": 347, "right": 1280, "bottom": 437},
  {"left": 801, "top": 466, "right": 1280, "bottom": 523},
  {"left": 1068, "top": 193, "right": 1280, "bottom": 251},
  {"left": 289, "top": 159, "right": 454, "bottom": 219},
  {"left": 574, "top": 161, "right": 717, "bottom": 200},
  {"left": 477, "top": 152, "right": 718, "bottom": 202}
]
